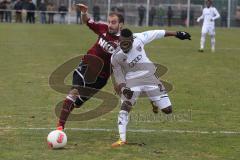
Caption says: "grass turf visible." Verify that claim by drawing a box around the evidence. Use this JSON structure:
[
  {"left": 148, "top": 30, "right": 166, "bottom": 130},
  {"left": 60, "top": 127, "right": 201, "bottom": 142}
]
[{"left": 0, "top": 23, "right": 239, "bottom": 160}]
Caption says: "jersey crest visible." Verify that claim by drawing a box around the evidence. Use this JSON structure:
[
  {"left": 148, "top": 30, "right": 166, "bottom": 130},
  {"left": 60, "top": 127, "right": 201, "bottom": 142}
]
[{"left": 136, "top": 45, "right": 142, "bottom": 52}]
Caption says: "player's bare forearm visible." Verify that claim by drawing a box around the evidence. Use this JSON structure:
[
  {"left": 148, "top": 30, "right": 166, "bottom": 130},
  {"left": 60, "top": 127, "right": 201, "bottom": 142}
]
[
  {"left": 81, "top": 13, "right": 90, "bottom": 24},
  {"left": 76, "top": 3, "right": 89, "bottom": 24},
  {"left": 165, "top": 31, "right": 177, "bottom": 37}
]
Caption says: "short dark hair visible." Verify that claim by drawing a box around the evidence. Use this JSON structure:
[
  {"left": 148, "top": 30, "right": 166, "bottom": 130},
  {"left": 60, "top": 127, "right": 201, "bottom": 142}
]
[
  {"left": 121, "top": 28, "right": 133, "bottom": 38},
  {"left": 109, "top": 12, "right": 124, "bottom": 24},
  {"left": 206, "top": 0, "right": 212, "bottom": 4}
]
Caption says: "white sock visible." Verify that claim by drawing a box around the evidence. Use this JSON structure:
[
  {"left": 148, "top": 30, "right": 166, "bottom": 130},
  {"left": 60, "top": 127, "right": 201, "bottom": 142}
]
[
  {"left": 118, "top": 110, "right": 129, "bottom": 142},
  {"left": 211, "top": 35, "right": 216, "bottom": 51},
  {"left": 200, "top": 34, "right": 206, "bottom": 49}
]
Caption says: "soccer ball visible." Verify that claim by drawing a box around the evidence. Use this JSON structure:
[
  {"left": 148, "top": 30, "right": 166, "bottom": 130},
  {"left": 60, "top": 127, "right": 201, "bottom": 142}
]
[{"left": 47, "top": 130, "right": 67, "bottom": 149}]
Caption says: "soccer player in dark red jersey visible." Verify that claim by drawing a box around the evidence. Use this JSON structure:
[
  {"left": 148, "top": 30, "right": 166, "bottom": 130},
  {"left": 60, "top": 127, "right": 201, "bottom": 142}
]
[{"left": 57, "top": 4, "right": 124, "bottom": 130}]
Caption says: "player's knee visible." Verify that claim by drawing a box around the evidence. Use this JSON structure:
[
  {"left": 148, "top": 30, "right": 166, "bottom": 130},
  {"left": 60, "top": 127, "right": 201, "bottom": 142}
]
[
  {"left": 74, "top": 96, "right": 88, "bottom": 108},
  {"left": 210, "top": 35, "right": 215, "bottom": 38},
  {"left": 161, "top": 106, "right": 172, "bottom": 114},
  {"left": 74, "top": 98, "right": 84, "bottom": 108},
  {"left": 69, "top": 89, "right": 79, "bottom": 97},
  {"left": 121, "top": 101, "right": 133, "bottom": 112},
  {"left": 66, "top": 88, "right": 80, "bottom": 102},
  {"left": 201, "top": 33, "right": 206, "bottom": 37}
]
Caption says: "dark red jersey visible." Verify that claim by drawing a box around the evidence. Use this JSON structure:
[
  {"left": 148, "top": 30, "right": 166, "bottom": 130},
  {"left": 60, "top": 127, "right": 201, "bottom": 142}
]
[{"left": 82, "top": 19, "right": 120, "bottom": 79}]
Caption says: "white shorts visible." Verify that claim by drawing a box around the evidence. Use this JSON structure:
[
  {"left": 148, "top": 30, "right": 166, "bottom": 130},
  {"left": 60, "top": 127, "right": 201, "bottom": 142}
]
[
  {"left": 121, "top": 84, "right": 172, "bottom": 109},
  {"left": 202, "top": 25, "right": 215, "bottom": 36}
]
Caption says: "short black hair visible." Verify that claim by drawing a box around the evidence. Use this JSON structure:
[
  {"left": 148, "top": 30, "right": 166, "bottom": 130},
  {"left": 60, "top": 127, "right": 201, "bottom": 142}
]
[
  {"left": 109, "top": 12, "right": 124, "bottom": 24},
  {"left": 121, "top": 28, "right": 133, "bottom": 38},
  {"left": 206, "top": 0, "right": 212, "bottom": 4}
]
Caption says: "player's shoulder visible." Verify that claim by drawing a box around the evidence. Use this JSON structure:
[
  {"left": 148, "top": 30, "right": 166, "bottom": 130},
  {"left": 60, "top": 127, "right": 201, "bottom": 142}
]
[
  {"left": 98, "top": 21, "right": 108, "bottom": 32},
  {"left": 133, "top": 31, "right": 150, "bottom": 38},
  {"left": 111, "top": 49, "right": 123, "bottom": 61},
  {"left": 133, "top": 32, "right": 148, "bottom": 44},
  {"left": 88, "top": 19, "right": 108, "bottom": 32},
  {"left": 133, "top": 32, "right": 143, "bottom": 40}
]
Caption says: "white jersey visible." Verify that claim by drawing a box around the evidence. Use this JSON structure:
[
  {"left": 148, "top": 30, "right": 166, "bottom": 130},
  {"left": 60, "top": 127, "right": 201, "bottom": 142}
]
[
  {"left": 111, "top": 30, "right": 166, "bottom": 85},
  {"left": 197, "top": 7, "right": 220, "bottom": 27}
]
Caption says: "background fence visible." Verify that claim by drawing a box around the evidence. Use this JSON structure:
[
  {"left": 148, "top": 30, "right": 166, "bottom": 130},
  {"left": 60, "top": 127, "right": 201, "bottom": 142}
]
[{"left": 0, "top": 0, "right": 240, "bottom": 27}]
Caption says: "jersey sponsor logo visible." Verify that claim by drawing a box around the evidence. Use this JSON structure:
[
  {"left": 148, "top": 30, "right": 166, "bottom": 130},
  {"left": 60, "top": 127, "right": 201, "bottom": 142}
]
[
  {"left": 129, "top": 55, "right": 142, "bottom": 68},
  {"left": 98, "top": 37, "right": 118, "bottom": 54}
]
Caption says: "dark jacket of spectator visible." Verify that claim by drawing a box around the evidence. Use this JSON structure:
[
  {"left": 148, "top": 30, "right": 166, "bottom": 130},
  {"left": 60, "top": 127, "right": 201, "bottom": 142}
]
[
  {"left": 167, "top": 6, "right": 173, "bottom": 26},
  {"left": 93, "top": 5, "right": 100, "bottom": 21},
  {"left": 39, "top": 2, "right": 47, "bottom": 12},
  {"left": 58, "top": 4, "right": 67, "bottom": 16},
  {"left": 14, "top": 0, "right": 23, "bottom": 13},
  {"left": 138, "top": 5, "right": 146, "bottom": 26},
  {"left": 0, "top": 1, "right": 6, "bottom": 22},
  {"left": 14, "top": 0, "right": 23, "bottom": 22},
  {"left": 149, "top": 7, "right": 156, "bottom": 26},
  {"left": 26, "top": 0, "right": 36, "bottom": 23}
]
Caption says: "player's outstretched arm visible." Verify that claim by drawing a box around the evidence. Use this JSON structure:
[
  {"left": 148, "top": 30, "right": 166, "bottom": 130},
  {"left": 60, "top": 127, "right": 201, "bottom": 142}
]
[
  {"left": 165, "top": 31, "right": 191, "bottom": 40},
  {"left": 76, "top": 3, "right": 89, "bottom": 24}
]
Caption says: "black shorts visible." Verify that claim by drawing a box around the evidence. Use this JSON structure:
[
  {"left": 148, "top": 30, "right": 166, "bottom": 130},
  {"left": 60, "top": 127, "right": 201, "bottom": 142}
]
[{"left": 72, "top": 61, "right": 108, "bottom": 96}]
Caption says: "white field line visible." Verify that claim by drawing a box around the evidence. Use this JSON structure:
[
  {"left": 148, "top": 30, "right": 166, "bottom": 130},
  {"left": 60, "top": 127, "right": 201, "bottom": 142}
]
[{"left": 1, "top": 127, "right": 240, "bottom": 135}]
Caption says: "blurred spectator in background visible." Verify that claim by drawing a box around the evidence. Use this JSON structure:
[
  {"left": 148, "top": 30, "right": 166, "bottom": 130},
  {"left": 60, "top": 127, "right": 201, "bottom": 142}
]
[
  {"left": 26, "top": 0, "right": 36, "bottom": 24},
  {"left": 5, "top": 0, "right": 10, "bottom": 21},
  {"left": 138, "top": 4, "right": 146, "bottom": 26},
  {"left": 190, "top": 8, "right": 195, "bottom": 26},
  {"left": 111, "top": 6, "right": 117, "bottom": 12},
  {"left": 181, "top": 9, "right": 187, "bottom": 26},
  {"left": 39, "top": 0, "right": 46, "bottom": 24},
  {"left": 157, "top": 6, "right": 164, "bottom": 26},
  {"left": 235, "top": 6, "right": 240, "bottom": 26},
  {"left": 14, "top": 0, "right": 23, "bottom": 23},
  {"left": 117, "top": 4, "right": 125, "bottom": 19},
  {"left": 47, "top": 2, "right": 55, "bottom": 24},
  {"left": 149, "top": 6, "right": 156, "bottom": 26},
  {"left": 167, "top": 6, "right": 173, "bottom": 27},
  {"left": 76, "top": 5, "right": 81, "bottom": 24},
  {"left": 58, "top": 3, "right": 67, "bottom": 24},
  {"left": 221, "top": 7, "right": 227, "bottom": 27},
  {"left": 5, "top": 0, "right": 12, "bottom": 23},
  {"left": 92, "top": 4, "right": 100, "bottom": 21},
  {"left": 0, "top": 0, "right": 6, "bottom": 22}
]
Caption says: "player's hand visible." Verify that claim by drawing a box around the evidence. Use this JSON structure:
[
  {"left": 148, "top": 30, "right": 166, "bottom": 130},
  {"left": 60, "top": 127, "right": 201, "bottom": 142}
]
[
  {"left": 114, "top": 83, "right": 126, "bottom": 95},
  {"left": 210, "top": 18, "right": 214, "bottom": 22},
  {"left": 196, "top": 18, "right": 200, "bottom": 23},
  {"left": 76, "top": 3, "right": 88, "bottom": 13},
  {"left": 176, "top": 31, "right": 191, "bottom": 40},
  {"left": 122, "top": 87, "right": 134, "bottom": 99}
]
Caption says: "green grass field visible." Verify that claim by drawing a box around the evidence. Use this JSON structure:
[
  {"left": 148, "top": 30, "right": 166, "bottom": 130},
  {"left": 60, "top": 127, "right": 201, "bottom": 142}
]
[{"left": 0, "top": 23, "right": 240, "bottom": 160}]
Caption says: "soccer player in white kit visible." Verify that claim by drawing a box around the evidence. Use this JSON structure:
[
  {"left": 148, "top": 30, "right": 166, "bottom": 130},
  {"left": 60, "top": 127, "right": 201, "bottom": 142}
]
[
  {"left": 197, "top": 0, "right": 220, "bottom": 52},
  {"left": 111, "top": 28, "right": 191, "bottom": 147}
]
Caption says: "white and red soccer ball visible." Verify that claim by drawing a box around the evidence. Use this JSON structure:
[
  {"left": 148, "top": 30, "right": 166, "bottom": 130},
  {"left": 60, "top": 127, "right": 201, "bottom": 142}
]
[{"left": 47, "top": 130, "right": 67, "bottom": 149}]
